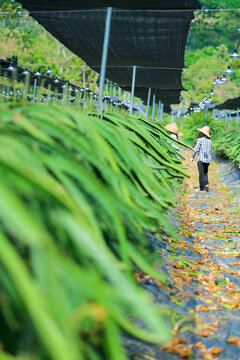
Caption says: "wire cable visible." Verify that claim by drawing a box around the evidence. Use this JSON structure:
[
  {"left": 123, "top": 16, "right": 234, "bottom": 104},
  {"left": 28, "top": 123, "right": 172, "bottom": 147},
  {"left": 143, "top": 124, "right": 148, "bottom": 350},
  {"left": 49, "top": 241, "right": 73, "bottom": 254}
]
[
  {"left": 13, "top": 64, "right": 240, "bottom": 72},
  {"left": 0, "top": 8, "right": 240, "bottom": 15}
]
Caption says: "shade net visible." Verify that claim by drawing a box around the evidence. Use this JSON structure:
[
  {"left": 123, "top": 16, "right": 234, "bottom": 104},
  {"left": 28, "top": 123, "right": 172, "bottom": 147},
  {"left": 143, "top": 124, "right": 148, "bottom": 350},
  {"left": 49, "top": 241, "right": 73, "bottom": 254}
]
[
  {"left": 17, "top": 1, "right": 199, "bottom": 10},
  {"left": 216, "top": 97, "right": 240, "bottom": 110},
  {"left": 17, "top": 1, "right": 199, "bottom": 105}
]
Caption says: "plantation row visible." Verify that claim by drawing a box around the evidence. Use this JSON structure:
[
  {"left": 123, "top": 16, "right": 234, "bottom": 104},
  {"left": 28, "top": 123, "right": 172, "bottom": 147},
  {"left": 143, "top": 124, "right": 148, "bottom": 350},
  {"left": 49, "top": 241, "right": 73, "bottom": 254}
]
[
  {"left": 1, "top": 101, "right": 239, "bottom": 360},
  {"left": 213, "top": 129, "right": 240, "bottom": 167},
  {"left": 0, "top": 103, "right": 187, "bottom": 360}
]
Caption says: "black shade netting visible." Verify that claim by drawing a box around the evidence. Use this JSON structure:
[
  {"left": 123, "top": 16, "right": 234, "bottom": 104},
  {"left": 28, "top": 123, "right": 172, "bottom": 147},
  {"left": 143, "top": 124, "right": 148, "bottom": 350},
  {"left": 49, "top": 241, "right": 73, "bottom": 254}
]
[
  {"left": 17, "top": 1, "right": 199, "bottom": 10},
  {"left": 16, "top": 1, "right": 199, "bottom": 105},
  {"left": 216, "top": 97, "right": 240, "bottom": 110}
]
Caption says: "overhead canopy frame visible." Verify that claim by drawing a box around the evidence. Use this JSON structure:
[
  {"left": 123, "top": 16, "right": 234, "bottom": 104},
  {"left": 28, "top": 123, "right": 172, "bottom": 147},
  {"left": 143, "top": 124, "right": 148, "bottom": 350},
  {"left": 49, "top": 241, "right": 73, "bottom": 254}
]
[{"left": 17, "top": 0, "right": 199, "bottom": 106}]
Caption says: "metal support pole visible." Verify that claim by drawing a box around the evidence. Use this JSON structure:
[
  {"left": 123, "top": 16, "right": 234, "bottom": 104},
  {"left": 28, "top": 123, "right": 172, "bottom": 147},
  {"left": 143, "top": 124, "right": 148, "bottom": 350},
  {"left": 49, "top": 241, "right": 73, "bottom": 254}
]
[
  {"left": 130, "top": 65, "right": 137, "bottom": 115},
  {"left": 118, "top": 87, "right": 121, "bottom": 100},
  {"left": 124, "top": 91, "right": 126, "bottom": 103},
  {"left": 225, "top": 114, "right": 227, "bottom": 128},
  {"left": 160, "top": 103, "right": 164, "bottom": 120},
  {"left": 146, "top": 87, "right": 151, "bottom": 121},
  {"left": 105, "top": 79, "right": 110, "bottom": 95},
  {"left": 205, "top": 107, "right": 208, "bottom": 124},
  {"left": 152, "top": 94, "right": 156, "bottom": 121},
  {"left": 82, "top": 66, "right": 86, "bottom": 88},
  {"left": 228, "top": 113, "right": 231, "bottom": 130},
  {"left": 97, "top": 7, "right": 112, "bottom": 113},
  {"left": 32, "top": 78, "right": 37, "bottom": 103},
  {"left": 157, "top": 101, "right": 161, "bottom": 119}
]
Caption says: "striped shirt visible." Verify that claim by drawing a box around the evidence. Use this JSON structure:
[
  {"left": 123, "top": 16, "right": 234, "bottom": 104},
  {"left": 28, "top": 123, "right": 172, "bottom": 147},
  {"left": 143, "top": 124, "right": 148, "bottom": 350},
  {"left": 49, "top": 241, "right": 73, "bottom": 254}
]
[{"left": 192, "top": 136, "right": 212, "bottom": 163}]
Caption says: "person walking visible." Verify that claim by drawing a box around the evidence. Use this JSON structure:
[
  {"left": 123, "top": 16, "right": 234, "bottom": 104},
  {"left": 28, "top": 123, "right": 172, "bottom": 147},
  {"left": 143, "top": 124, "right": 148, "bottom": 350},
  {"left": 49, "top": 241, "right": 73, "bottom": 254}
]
[{"left": 191, "top": 126, "right": 212, "bottom": 191}]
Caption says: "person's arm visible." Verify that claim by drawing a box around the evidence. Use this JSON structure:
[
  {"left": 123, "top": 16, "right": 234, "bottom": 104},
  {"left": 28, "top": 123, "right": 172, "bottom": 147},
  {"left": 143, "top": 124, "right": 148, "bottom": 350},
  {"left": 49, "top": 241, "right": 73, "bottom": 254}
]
[{"left": 191, "top": 138, "right": 201, "bottom": 160}]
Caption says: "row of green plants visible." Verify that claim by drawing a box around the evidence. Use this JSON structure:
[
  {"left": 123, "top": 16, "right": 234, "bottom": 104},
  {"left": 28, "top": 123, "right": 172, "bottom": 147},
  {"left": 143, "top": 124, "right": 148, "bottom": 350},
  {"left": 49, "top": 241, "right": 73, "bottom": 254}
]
[
  {"left": 213, "top": 128, "right": 240, "bottom": 167},
  {"left": 0, "top": 102, "right": 188, "bottom": 360}
]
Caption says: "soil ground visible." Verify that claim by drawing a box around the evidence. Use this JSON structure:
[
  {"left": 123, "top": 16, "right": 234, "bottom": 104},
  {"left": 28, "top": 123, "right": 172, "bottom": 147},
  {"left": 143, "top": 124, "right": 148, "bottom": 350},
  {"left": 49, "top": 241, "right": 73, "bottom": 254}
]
[{"left": 126, "top": 150, "right": 240, "bottom": 360}]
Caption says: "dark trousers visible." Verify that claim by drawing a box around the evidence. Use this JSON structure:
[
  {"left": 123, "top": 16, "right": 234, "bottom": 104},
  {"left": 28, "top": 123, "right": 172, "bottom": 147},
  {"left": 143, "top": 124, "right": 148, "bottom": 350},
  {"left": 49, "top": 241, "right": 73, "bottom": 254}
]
[{"left": 197, "top": 161, "right": 209, "bottom": 190}]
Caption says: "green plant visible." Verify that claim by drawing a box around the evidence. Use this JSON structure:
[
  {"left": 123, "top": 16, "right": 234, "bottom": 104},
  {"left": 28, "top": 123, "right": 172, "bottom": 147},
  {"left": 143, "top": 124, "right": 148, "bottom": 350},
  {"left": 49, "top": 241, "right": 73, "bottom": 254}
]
[
  {"left": 0, "top": 102, "right": 188, "bottom": 359},
  {"left": 213, "top": 128, "right": 240, "bottom": 167}
]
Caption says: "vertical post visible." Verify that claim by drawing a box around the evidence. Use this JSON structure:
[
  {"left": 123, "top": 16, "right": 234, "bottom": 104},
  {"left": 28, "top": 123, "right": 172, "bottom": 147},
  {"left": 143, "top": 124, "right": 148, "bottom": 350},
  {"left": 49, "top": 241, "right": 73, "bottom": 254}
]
[
  {"left": 97, "top": 7, "right": 112, "bottom": 113},
  {"left": 236, "top": 108, "right": 239, "bottom": 127},
  {"left": 118, "top": 87, "right": 121, "bottom": 100},
  {"left": 151, "top": 94, "right": 156, "bottom": 121},
  {"left": 124, "top": 91, "right": 126, "bottom": 103},
  {"left": 130, "top": 65, "right": 137, "bottom": 115},
  {"left": 105, "top": 79, "right": 108, "bottom": 94},
  {"left": 32, "top": 78, "right": 37, "bottom": 103},
  {"left": 157, "top": 101, "right": 161, "bottom": 119},
  {"left": 82, "top": 66, "right": 86, "bottom": 88},
  {"left": 160, "top": 103, "right": 164, "bottom": 120},
  {"left": 225, "top": 113, "right": 227, "bottom": 128},
  {"left": 205, "top": 107, "right": 208, "bottom": 124},
  {"left": 146, "top": 87, "right": 151, "bottom": 121},
  {"left": 228, "top": 112, "right": 231, "bottom": 130}
]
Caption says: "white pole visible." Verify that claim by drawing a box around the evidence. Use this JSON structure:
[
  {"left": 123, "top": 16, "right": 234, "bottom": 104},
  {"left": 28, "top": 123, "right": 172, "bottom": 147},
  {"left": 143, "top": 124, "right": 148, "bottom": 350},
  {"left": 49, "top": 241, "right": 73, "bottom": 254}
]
[
  {"left": 130, "top": 66, "right": 137, "bottom": 115},
  {"left": 32, "top": 78, "right": 37, "bottom": 103},
  {"left": 146, "top": 87, "right": 151, "bottom": 121},
  {"left": 97, "top": 7, "right": 112, "bottom": 113},
  {"left": 228, "top": 113, "right": 231, "bottom": 130},
  {"left": 157, "top": 101, "right": 161, "bottom": 119},
  {"left": 82, "top": 66, "right": 86, "bottom": 88},
  {"left": 152, "top": 94, "right": 156, "bottom": 121},
  {"left": 160, "top": 103, "right": 164, "bottom": 120}
]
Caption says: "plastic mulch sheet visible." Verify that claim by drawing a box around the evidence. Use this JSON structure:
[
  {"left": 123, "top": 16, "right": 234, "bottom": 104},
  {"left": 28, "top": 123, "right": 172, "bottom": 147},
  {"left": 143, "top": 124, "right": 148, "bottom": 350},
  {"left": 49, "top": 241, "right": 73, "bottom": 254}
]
[{"left": 125, "top": 155, "right": 240, "bottom": 359}]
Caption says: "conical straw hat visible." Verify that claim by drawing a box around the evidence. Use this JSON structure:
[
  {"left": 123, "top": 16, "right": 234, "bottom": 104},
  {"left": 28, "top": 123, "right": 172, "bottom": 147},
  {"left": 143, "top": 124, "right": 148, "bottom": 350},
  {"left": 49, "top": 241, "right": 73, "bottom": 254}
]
[
  {"left": 164, "top": 123, "right": 179, "bottom": 135},
  {"left": 197, "top": 126, "right": 211, "bottom": 138}
]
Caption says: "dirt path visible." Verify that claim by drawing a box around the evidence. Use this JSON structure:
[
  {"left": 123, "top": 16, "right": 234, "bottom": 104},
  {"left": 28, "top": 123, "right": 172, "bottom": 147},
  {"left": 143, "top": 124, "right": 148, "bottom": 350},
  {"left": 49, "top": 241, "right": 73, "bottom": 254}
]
[{"left": 126, "top": 150, "right": 240, "bottom": 360}]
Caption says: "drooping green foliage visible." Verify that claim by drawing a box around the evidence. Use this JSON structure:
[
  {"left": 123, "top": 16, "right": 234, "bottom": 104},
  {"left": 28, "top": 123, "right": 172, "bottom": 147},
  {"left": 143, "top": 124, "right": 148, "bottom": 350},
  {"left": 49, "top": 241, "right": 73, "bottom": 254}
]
[
  {"left": 213, "top": 128, "right": 240, "bottom": 167},
  {"left": 0, "top": 102, "right": 187, "bottom": 360}
]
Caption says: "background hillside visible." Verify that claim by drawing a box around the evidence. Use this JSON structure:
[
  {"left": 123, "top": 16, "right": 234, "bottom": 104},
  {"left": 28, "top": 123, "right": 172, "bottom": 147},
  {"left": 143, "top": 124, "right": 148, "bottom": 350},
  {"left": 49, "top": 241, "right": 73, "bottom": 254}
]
[
  {"left": 183, "top": 0, "right": 240, "bottom": 104},
  {"left": 0, "top": 0, "right": 239, "bottom": 106}
]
